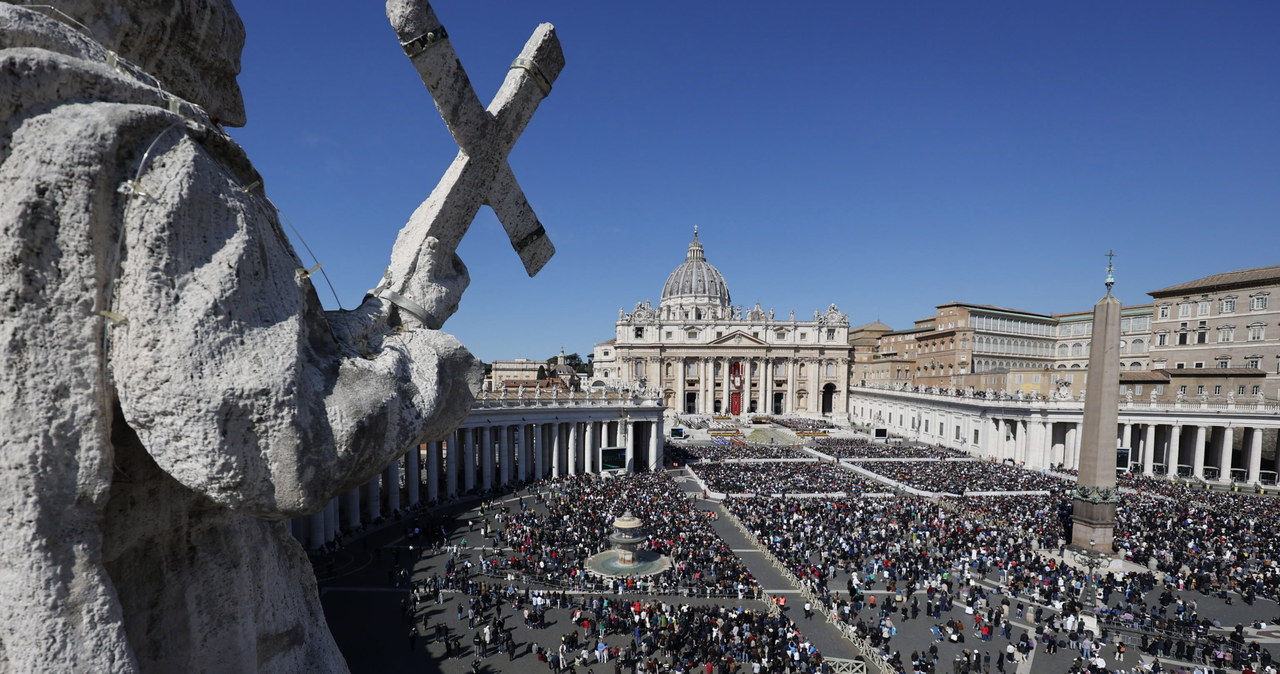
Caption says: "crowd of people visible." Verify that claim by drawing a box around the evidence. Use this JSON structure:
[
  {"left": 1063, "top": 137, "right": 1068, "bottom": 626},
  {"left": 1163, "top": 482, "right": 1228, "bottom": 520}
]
[
  {"left": 478, "top": 472, "right": 760, "bottom": 598},
  {"left": 691, "top": 461, "right": 882, "bottom": 495},
  {"left": 813, "top": 438, "right": 968, "bottom": 460},
  {"left": 666, "top": 440, "right": 812, "bottom": 463},
  {"left": 857, "top": 460, "right": 1070, "bottom": 495}
]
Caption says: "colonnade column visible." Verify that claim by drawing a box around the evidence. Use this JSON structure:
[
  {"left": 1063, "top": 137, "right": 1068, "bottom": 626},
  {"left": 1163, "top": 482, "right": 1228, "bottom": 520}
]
[
  {"left": 500, "top": 426, "right": 513, "bottom": 486},
  {"left": 445, "top": 431, "right": 459, "bottom": 498},
  {"left": 363, "top": 472, "right": 381, "bottom": 521},
  {"left": 551, "top": 423, "right": 562, "bottom": 476},
  {"left": 623, "top": 421, "right": 635, "bottom": 472},
  {"left": 309, "top": 509, "right": 326, "bottom": 549},
  {"left": 567, "top": 422, "right": 579, "bottom": 475},
  {"left": 1064, "top": 424, "right": 1075, "bottom": 473},
  {"left": 1248, "top": 428, "right": 1264, "bottom": 485},
  {"left": 786, "top": 361, "right": 797, "bottom": 414},
  {"left": 406, "top": 445, "right": 421, "bottom": 507},
  {"left": 462, "top": 428, "right": 476, "bottom": 492},
  {"left": 1166, "top": 426, "right": 1181, "bottom": 479},
  {"left": 533, "top": 423, "right": 544, "bottom": 479},
  {"left": 426, "top": 441, "right": 440, "bottom": 503},
  {"left": 1015, "top": 420, "right": 1028, "bottom": 464},
  {"left": 343, "top": 487, "right": 361, "bottom": 530},
  {"left": 1192, "top": 426, "right": 1207, "bottom": 480},
  {"left": 517, "top": 424, "right": 530, "bottom": 482},
  {"left": 1142, "top": 425, "right": 1156, "bottom": 476},
  {"left": 1218, "top": 426, "right": 1234, "bottom": 482},
  {"left": 385, "top": 459, "right": 400, "bottom": 513},
  {"left": 478, "top": 427, "right": 491, "bottom": 491},
  {"left": 702, "top": 359, "right": 712, "bottom": 414},
  {"left": 584, "top": 421, "right": 597, "bottom": 475},
  {"left": 649, "top": 418, "right": 663, "bottom": 471}
]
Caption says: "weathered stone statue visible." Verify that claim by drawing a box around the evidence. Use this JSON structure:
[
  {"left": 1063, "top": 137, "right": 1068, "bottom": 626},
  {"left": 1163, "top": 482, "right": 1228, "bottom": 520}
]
[{"left": 0, "top": 1, "right": 558, "bottom": 671}]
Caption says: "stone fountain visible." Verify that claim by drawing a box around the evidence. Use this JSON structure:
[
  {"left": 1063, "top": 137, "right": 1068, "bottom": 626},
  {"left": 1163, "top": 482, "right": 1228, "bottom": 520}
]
[{"left": 584, "top": 511, "right": 672, "bottom": 578}]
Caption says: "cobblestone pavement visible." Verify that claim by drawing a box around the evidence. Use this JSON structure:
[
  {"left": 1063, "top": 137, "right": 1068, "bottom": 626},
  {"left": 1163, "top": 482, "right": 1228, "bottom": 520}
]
[{"left": 314, "top": 471, "right": 1280, "bottom": 674}]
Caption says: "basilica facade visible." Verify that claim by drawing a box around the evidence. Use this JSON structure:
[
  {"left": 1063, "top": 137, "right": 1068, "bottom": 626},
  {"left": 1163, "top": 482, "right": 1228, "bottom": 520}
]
[{"left": 593, "top": 232, "right": 851, "bottom": 417}]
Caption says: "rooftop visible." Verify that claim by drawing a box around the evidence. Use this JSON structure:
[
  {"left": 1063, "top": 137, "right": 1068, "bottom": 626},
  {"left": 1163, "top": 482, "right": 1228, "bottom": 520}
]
[{"left": 1149, "top": 265, "right": 1280, "bottom": 297}]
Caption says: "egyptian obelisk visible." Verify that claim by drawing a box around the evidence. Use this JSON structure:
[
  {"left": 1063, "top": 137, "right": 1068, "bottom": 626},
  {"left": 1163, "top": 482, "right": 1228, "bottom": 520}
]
[{"left": 1071, "top": 252, "right": 1122, "bottom": 553}]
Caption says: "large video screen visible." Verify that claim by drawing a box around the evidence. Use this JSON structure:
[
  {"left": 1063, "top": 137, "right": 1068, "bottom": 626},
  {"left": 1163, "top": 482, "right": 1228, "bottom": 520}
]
[{"left": 599, "top": 447, "right": 626, "bottom": 470}]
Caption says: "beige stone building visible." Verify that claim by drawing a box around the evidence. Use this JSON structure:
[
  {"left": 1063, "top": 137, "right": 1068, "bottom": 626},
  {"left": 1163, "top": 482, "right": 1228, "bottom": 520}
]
[
  {"left": 1147, "top": 265, "right": 1280, "bottom": 402},
  {"left": 593, "top": 232, "right": 851, "bottom": 417}
]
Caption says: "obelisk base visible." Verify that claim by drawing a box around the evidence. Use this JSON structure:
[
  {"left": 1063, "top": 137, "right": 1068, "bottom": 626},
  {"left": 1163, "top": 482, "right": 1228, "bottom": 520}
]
[{"left": 1070, "top": 499, "right": 1117, "bottom": 553}]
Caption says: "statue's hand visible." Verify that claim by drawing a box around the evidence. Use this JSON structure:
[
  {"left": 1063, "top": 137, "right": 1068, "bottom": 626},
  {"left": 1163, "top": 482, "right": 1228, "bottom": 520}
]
[{"left": 375, "top": 235, "right": 468, "bottom": 330}]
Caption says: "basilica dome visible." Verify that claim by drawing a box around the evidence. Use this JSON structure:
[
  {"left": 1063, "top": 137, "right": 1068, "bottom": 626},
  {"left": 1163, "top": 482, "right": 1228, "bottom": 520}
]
[{"left": 660, "top": 231, "right": 731, "bottom": 308}]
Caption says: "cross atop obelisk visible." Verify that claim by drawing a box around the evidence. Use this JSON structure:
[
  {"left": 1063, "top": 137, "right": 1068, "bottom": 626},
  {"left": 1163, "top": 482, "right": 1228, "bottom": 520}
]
[{"left": 1072, "top": 251, "right": 1123, "bottom": 554}]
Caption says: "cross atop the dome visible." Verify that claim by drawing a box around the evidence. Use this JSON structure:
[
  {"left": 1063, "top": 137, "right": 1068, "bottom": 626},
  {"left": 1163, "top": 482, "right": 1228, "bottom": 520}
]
[{"left": 693, "top": 224, "right": 699, "bottom": 239}]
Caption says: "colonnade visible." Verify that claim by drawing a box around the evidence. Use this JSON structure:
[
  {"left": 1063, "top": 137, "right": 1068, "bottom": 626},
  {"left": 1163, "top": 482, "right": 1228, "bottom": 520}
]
[
  {"left": 289, "top": 402, "right": 665, "bottom": 550},
  {"left": 851, "top": 387, "right": 1280, "bottom": 485}
]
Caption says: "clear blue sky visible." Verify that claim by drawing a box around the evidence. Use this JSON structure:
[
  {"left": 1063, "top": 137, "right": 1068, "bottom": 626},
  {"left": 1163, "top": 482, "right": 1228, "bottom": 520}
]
[{"left": 228, "top": 1, "right": 1279, "bottom": 364}]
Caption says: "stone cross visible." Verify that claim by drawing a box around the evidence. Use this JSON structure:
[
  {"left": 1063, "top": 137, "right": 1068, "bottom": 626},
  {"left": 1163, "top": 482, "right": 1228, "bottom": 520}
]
[{"left": 383, "top": 0, "right": 561, "bottom": 304}]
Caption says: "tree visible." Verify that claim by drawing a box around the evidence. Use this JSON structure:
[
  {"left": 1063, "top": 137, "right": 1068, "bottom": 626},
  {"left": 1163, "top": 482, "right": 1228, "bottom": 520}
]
[{"left": 536, "top": 365, "right": 547, "bottom": 380}]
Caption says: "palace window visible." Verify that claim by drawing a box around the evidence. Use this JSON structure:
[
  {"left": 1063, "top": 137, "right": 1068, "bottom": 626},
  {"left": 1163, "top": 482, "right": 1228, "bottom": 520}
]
[
  {"left": 1219, "top": 326, "right": 1235, "bottom": 342},
  {"left": 1249, "top": 324, "right": 1266, "bottom": 341},
  {"left": 1198, "top": 300, "right": 1211, "bottom": 315},
  {"left": 1252, "top": 295, "right": 1269, "bottom": 310},
  {"left": 1239, "top": 386, "right": 1247, "bottom": 395},
  {"left": 1157, "top": 333, "right": 1168, "bottom": 346},
  {"left": 664, "top": 330, "right": 672, "bottom": 340},
  {"left": 1193, "top": 362, "right": 1204, "bottom": 368},
  {"left": 1253, "top": 385, "right": 1261, "bottom": 395},
  {"left": 1217, "top": 358, "right": 1231, "bottom": 368},
  {"left": 1196, "top": 385, "right": 1206, "bottom": 395},
  {"left": 826, "top": 329, "right": 836, "bottom": 341},
  {"left": 634, "top": 327, "right": 643, "bottom": 339},
  {"left": 687, "top": 330, "right": 698, "bottom": 339},
  {"left": 1221, "top": 298, "right": 1236, "bottom": 313},
  {"left": 1178, "top": 385, "right": 1187, "bottom": 395},
  {"left": 1245, "top": 357, "right": 1261, "bottom": 369},
  {"left": 1178, "top": 303, "right": 1191, "bottom": 318},
  {"left": 798, "top": 332, "right": 808, "bottom": 342},
  {"left": 1154, "top": 385, "right": 1164, "bottom": 395},
  {"left": 1214, "top": 385, "right": 1222, "bottom": 395},
  {"left": 1158, "top": 305, "right": 1170, "bottom": 319}
]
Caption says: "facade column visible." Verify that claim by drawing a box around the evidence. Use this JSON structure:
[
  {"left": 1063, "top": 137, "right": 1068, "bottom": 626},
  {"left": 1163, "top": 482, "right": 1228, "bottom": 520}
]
[
  {"left": 426, "top": 441, "right": 441, "bottom": 503},
  {"left": 385, "top": 459, "right": 400, "bottom": 513},
  {"left": 1219, "top": 426, "right": 1234, "bottom": 483},
  {"left": 1122, "top": 423, "right": 1134, "bottom": 453},
  {"left": 675, "top": 359, "right": 686, "bottom": 415},
  {"left": 761, "top": 357, "right": 772, "bottom": 414},
  {"left": 445, "top": 432, "right": 459, "bottom": 498},
  {"left": 406, "top": 445, "right": 421, "bottom": 507},
  {"left": 462, "top": 427, "right": 476, "bottom": 492},
  {"left": 742, "top": 358, "right": 753, "bottom": 415},
  {"left": 810, "top": 357, "right": 820, "bottom": 415},
  {"left": 700, "top": 359, "right": 711, "bottom": 414},
  {"left": 1192, "top": 425, "right": 1207, "bottom": 480},
  {"left": 480, "top": 425, "right": 494, "bottom": 491},
  {"left": 500, "top": 425, "right": 513, "bottom": 486},
  {"left": 1248, "top": 427, "right": 1264, "bottom": 485},
  {"left": 721, "top": 358, "right": 731, "bottom": 414},
  {"left": 1166, "top": 425, "right": 1182, "bottom": 479},
  {"left": 786, "top": 360, "right": 798, "bottom": 413},
  {"left": 993, "top": 418, "right": 1005, "bottom": 460},
  {"left": 363, "top": 473, "right": 381, "bottom": 522}
]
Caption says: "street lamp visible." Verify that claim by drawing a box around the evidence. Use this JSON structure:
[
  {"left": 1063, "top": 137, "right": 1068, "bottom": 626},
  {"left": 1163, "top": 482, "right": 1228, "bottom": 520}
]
[{"left": 1071, "top": 538, "right": 1108, "bottom": 613}]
